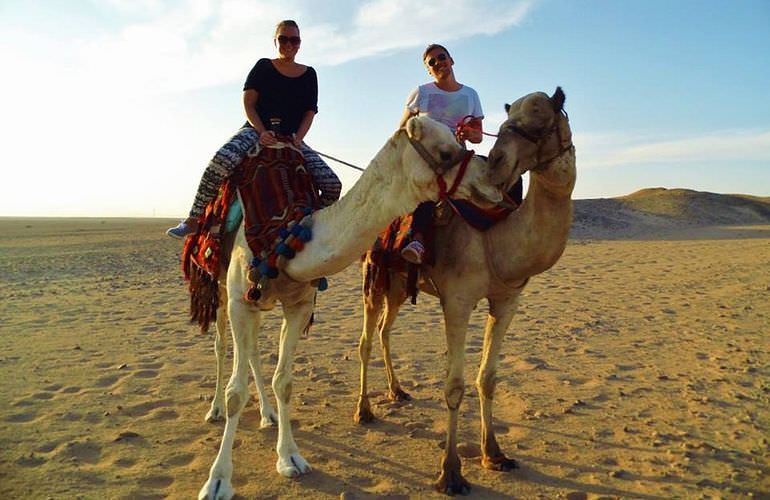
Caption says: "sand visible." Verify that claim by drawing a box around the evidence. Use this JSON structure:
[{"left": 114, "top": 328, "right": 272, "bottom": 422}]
[{"left": 0, "top": 217, "right": 768, "bottom": 499}]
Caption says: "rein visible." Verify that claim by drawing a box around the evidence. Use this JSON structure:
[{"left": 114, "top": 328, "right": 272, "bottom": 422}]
[
  {"left": 501, "top": 109, "right": 573, "bottom": 171},
  {"left": 406, "top": 133, "right": 475, "bottom": 201}
]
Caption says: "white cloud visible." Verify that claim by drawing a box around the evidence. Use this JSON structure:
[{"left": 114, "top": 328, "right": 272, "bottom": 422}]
[
  {"left": 10, "top": 0, "right": 534, "bottom": 97},
  {"left": 576, "top": 130, "right": 770, "bottom": 169}
]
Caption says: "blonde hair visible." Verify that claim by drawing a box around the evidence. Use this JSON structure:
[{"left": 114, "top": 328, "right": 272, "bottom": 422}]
[{"left": 275, "top": 20, "right": 299, "bottom": 36}]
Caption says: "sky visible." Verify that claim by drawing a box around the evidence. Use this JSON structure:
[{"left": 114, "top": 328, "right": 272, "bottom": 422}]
[{"left": 1, "top": 0, "right": 768, "bottom": 217}]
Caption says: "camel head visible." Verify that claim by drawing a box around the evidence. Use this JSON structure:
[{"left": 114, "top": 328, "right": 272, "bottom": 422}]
[
  {"left": 487, "top": 87, "right": 573, "bottom": 191},
  {"left": 403, "top": 115, "right": 502, "bottom": 206}
]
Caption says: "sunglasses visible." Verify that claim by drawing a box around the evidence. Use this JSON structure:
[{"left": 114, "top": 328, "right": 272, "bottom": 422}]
[
  {"left": 427, "top": 53, "right": 448, "bottom": 67},
  {"left": 276, "top": 35, "right": 301, "bottom": 45}
]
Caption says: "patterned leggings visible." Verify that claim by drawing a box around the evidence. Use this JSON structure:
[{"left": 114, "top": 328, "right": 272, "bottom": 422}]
[{"left": 189, "top": 127, "right": 342, "bottom": 217}]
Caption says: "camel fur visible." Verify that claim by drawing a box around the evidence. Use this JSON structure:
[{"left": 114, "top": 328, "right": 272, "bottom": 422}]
[
  {"left": 355, "top": 88, "right": 575, "bottom": 495},
  {"left": 197, "top": 115, "right": 502, "bottom": 500}
]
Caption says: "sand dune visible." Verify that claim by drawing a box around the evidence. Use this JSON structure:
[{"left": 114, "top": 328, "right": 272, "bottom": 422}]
[
  {"left": 1, "top": 214, "right": 768, "bottom": 499},
  {"left": 572, "top": 188, "right": 770, "bottom": 240}
]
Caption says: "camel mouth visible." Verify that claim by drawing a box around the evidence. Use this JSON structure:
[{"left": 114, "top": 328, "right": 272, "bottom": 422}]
[{"left": 471, "top": 184, "right": 503, "bottom": 206}]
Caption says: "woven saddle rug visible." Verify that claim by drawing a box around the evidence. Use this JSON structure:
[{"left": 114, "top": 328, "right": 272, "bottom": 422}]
[
  {"left": 236, "top": 144, "right": 321, "bottom": 261},
  {"left": 182, "top": 143, "right": 321, "bottom": 331}
]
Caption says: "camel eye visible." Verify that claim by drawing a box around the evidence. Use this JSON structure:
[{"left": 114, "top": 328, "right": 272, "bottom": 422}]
[{"left": 439, "top": 150, "right": 452, "bottom": 162}]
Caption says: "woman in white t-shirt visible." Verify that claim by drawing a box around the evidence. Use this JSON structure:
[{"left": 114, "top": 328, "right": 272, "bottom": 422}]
[{"left": 398, "top": 43, "right": 484, "bottom": 264}]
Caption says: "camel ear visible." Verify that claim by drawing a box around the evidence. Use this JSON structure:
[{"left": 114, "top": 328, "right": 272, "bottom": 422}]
[
  {"left": 406, "top": 116, "right": 422, "bottom": 141},
  {"left": 504, "top": 103, "right": 511, "bottom": 114},
  {"left": 551, "top": 87, "right": 565, "bottom": 112}
]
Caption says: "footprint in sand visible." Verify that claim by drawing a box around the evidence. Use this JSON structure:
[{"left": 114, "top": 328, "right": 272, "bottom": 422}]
[
  {"left": 147, "top": 409, "right": 180, "bottom": 421},
  {"left": 133, "top": 370, "right": 159, "bottom": 379},
  {"left": 124, "top": 399, "right": 173, "bottom": 417},
  {"left": 15, "top": 454, "right": 46, "bottom": 467},
  {"left": 113, "top": 457, "right": 137, "bottom": 468},
  {"left": 35, "top": 441, "right": 60, "bottom": 453},
  {"left": 95, "top": 374, "right": 122, "bottom": 387},
  {"left": 143, "top": 475, "right": 174, "bottom": 489},
  {"left": 138, "top": 362, "right": 164, "bottom": 370},
  {"left": 164, "top": 453, "right": 195, "bottom": 466},
  {"left": 5, "top": 412, "right": 36, "bottom": 423},
  {"left": 55, "top": 441, "right": 102, "bottom": 464},
  {"left": 32, "top": 392, "right": 54, "bottom": 400},
  {"left": 42, "top": 383, "right": 63, "bottom": 391},
  {"left": 60, "top": 386, "right": 81, "bottom": 394}
]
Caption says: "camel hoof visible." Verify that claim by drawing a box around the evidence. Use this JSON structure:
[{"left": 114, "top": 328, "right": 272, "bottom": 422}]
[
  {"left": 205, "top": 404, "right": 225, "bottom": 423},
  {"left": 198, "top": 477, "right": 234, "bottom": 500},
  {"left": 482, "top": 455, "right": 519, "bottom": 472},
  {"left": 435, "top": 471, "right": 471, "bottom": 496},
  {"left": 389, "top": 388, "right": 412, "bottom": 402},
  {"left": 354, "top": 406, "right": 375, "bottom": 424},
  {"left": 277, "top": 453, "right": 312, "bottom": 477},
  {"left": 260, "top": 409, "right": 278, "bottom": 428}
]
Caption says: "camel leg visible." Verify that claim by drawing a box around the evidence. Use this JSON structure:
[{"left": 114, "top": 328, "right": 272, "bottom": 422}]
[
  {"left": 380, "top": 282, "right": 410, "bottom": 401},
  {"left": 199, "top": 294, "right": 261, "bottom": 500},
  {"left": 355, "top": 279, "right": 384, "bottom": 424},
  {"left": 435, "top": 296, "right": 474, "bottom": 495},
  {"left": 477, "top": 293, "right": 522, "bottom": 472},
  {"left": 206, "top": 283, "right": 229, "bottom": 423},
  {"left": 247, "top": 326, "right": 277, "bottom": 428},
  {"left": 273, "top": 296, "right": 314, "bottom": 477}
]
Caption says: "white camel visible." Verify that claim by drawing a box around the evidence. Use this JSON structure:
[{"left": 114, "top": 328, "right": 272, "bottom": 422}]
[
  {"left": 197, "top": 115, "right": 505, "bottom": 500},
  {"left": 355, "top": 88, "right": 575, "bottom": 494}
]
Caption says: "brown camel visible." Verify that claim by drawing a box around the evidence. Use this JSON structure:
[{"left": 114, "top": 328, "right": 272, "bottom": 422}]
[{"left": 355, "top": 88, "right": 575, "bottom": 494}]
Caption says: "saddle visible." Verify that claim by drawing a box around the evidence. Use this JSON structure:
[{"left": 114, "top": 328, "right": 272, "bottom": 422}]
[
  {"left": 182, "top": 143, "right": 322, "bottom": 331},
  {"left": 364, "top": 187, "right": 522, "bottom": 304}
]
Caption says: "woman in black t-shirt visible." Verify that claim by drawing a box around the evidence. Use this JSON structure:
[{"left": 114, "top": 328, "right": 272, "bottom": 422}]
[{"left": 167, "top": 20, "right": 341, "bottom": 239}]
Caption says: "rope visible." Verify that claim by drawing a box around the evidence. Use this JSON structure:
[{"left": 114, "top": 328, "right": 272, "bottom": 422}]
[{"left": 313, "top": 150, "right": 365, "bottom": 172}]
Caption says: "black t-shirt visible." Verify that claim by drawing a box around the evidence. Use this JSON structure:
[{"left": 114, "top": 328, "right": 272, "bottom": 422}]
[{"left": 243, "top": 58, "right": 318, "bottom": 135}]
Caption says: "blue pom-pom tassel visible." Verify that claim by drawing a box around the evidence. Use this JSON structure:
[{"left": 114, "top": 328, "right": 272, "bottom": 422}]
[
  {"left": 276, "top": 242, "right": 288, "bottom": 255},
  {"left": 246, "top": 287, "right": 261, "bottom": 302},
  {"left": 290, "top": 224, "right": 303, "bottom": 236},
  {"left": 302, "top": 207, "right": 313, "bottom": 216},
  {"left": 267, "top": 267, "right": 279, "bottom": 279},
  {"left": 279, "top": 227, "right": 290, "bottom": 239},
  {"left": 258, "top": 261, "right": 270, "bottom": 275},
  {"left": 317, "top": 277, "right": 328, "bottom": 291},
  {"left": 284, "top": 248, "right": 296, "bottom": 259},
  {"left": 251, "top": 257, "right": 261, "bottom": 267},
  {"left": 299, "top": 227, "right": 312, "bottom": 242}
]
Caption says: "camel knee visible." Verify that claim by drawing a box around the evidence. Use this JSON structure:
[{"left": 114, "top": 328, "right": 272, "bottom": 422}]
[
  {"left": 444, "top": 378, "right": 465, "bottom": 410},
  {"left": 272, "top": 373, "right": 293, "bottom": 403},
  {"left": 476, "top": 371, "right": 497, "bottom": 400},
  {"left": 225, "top": 383, "right": 248, "bottom": 417},
  {"left": 214, "top": 334, "right": 226, "bottom": 357},
  {"left": 358, "top": 334, "right": 373, "bottom": 361}
]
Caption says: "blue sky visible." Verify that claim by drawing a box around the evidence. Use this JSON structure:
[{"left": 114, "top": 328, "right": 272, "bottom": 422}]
[{"left": 1, "top": 0, "right": 768, "bottom": 217}]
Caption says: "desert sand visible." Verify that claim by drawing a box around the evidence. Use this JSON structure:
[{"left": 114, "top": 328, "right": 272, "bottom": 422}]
[{"left": 1, "top": 217, "right": 768, "bottom": 499}]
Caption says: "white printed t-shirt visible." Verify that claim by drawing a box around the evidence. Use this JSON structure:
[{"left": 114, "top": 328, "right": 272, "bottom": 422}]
[{"left": 405, "top": 83, "right": 484, "bottom": 132}]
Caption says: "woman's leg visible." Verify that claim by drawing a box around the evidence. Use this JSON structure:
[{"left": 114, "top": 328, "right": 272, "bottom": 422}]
[
  {"left": 189, "top": 127, "right": 259, "bottom": 217},
  {"left": 300, "top": 144, "right": 341, "bottom": 206}
]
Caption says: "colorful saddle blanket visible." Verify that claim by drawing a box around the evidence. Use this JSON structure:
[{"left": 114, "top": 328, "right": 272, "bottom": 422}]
[
  {"left": 235, "top": 145, "right": 321, "bottom": 259},
  {"left": 182, "top": 144, "right": 321, "bottom": 330}
]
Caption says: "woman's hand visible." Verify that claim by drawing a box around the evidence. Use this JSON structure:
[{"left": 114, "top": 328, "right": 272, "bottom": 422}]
[{"left": 259, "top": 130, "right": 278, "bottom": 146}]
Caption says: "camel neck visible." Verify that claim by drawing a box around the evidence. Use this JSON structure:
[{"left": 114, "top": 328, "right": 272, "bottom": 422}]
[{"left": 283, "top": 135, "right": 422, "bottom": 281}]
